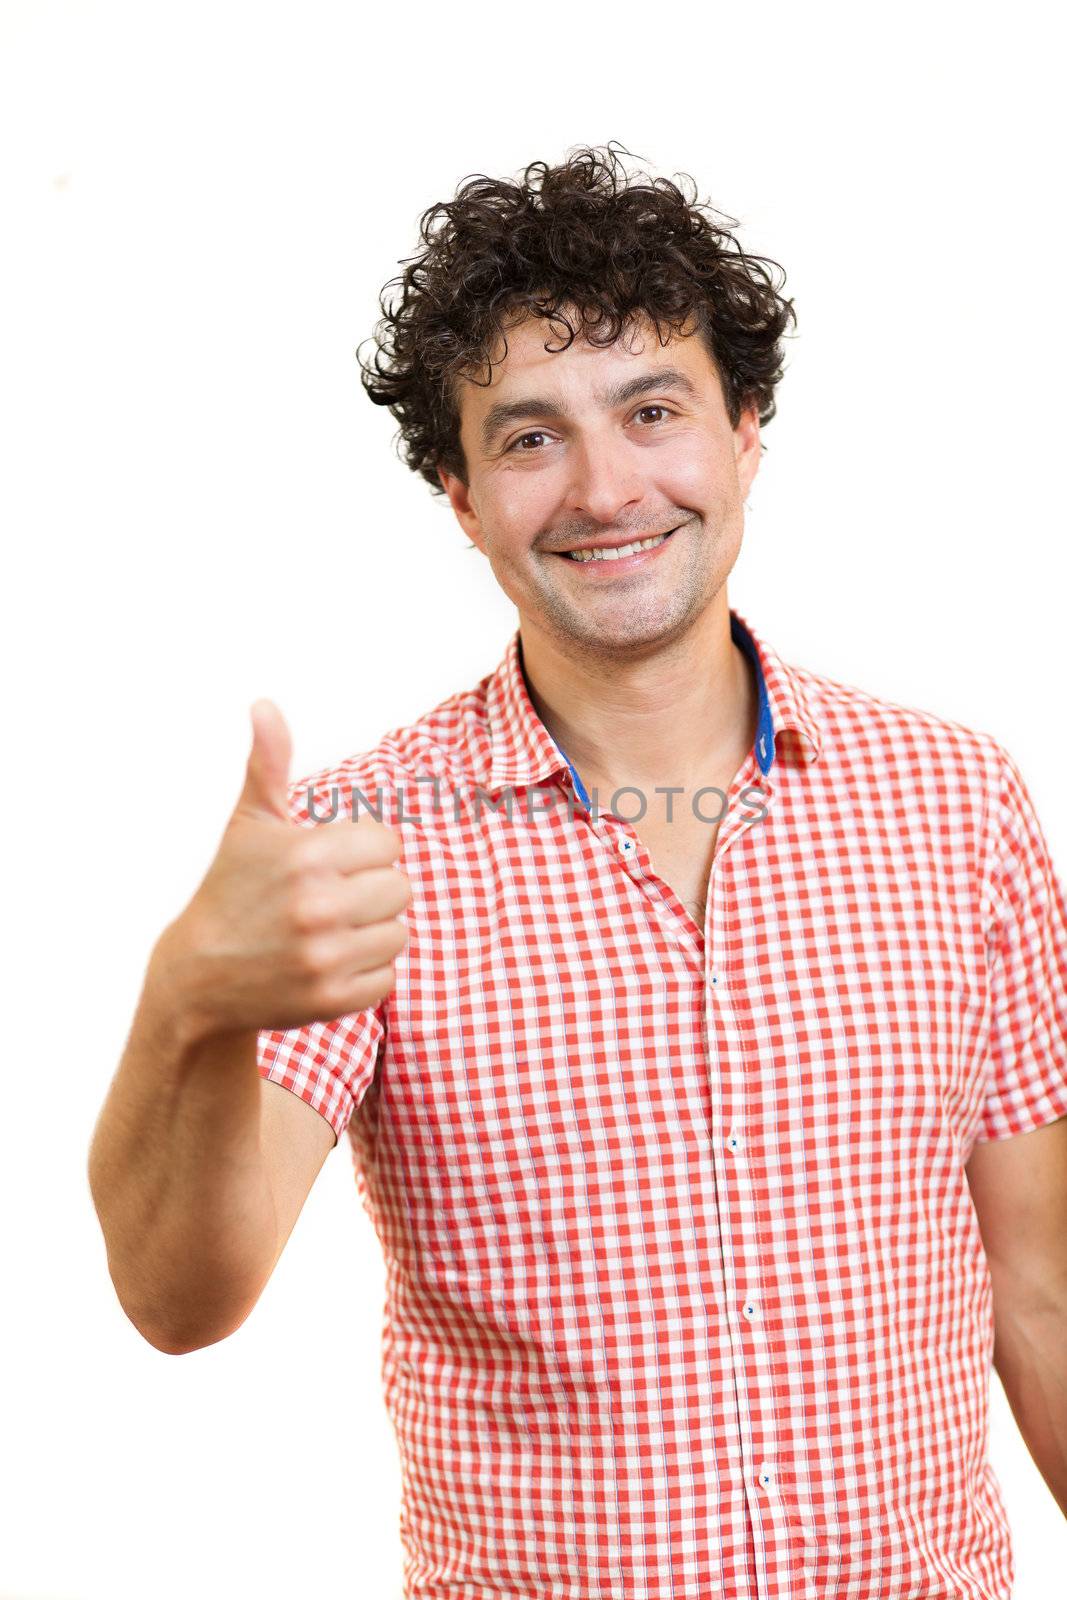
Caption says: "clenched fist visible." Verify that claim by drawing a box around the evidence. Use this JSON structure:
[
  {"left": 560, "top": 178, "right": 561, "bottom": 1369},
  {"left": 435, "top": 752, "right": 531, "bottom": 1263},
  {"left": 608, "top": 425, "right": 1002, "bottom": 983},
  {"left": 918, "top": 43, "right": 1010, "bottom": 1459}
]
[{"left": 152, "top": 699, "right": 411, "bottom": 1039}]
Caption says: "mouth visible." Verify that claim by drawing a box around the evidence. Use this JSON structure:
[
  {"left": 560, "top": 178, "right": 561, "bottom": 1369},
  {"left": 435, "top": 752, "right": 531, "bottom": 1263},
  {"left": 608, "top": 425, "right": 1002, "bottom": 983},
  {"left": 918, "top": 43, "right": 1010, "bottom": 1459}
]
[{"left": 552, "top": 525, "right": 680, "bottom": 574}]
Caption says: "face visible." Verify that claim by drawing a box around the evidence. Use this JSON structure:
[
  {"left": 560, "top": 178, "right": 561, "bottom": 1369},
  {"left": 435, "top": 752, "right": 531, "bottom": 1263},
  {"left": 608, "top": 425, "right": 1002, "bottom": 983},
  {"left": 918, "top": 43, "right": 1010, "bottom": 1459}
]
[{"left": 436, "top": 309, "right": 762, "bottom": 660}]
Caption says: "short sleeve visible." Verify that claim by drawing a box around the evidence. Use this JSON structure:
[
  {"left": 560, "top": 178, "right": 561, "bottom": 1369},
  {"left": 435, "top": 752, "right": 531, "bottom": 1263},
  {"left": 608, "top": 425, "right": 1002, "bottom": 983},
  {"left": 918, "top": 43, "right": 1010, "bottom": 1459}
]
[
  {"left": 257, "top": 1006, "right": 385, "bottom": 1147},
  {"left": 975, "top": 741, "right": 1067, "bottom": 1143}
]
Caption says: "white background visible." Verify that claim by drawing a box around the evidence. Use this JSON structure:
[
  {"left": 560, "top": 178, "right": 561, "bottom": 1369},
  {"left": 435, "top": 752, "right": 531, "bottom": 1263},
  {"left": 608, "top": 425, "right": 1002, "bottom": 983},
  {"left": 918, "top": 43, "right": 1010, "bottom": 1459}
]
[{"left": 2, "top": 1, "right": 1065, "bottom": 1596}]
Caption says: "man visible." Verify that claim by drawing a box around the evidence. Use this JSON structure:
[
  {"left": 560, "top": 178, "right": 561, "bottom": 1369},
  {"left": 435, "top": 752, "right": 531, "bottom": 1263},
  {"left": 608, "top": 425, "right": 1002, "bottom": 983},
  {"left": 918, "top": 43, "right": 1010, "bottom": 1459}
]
[{"left": 89, "top": 145, "right": 1067, "bottom": 1599}]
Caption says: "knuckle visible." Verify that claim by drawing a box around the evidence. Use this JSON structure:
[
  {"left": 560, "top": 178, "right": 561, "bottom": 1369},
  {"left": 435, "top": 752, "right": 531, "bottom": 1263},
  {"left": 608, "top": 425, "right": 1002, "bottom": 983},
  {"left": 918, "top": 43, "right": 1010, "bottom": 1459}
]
[
  {"left": 296, "top": 829, "right": 334, "bottom": 873},
  {"left": 310, "top": 977, "right": 346, "bottom": 1018},
  {"left": 355, "top": 964, "right": 397, "bottom": 1008},
  {"left": 354, "top": 817, "right": 402, "bottom": 860},
  {"left": 356, "top": 878, "right": 407, "bottom": 926},
  {"left": 289, "top": 892, "right": 331, "bottom": 936},
  {"left": 375, "top": 878, "right": 412, "bottom": 922},
  {"left": 319, "top": 963, "right": 395, "bottom": 1018},
  {"left": 296, "top": 932, "right": 337, "bottom": 978},
  {"left": 348, "top": 922, "right": 390, "bottom": 966},
  {"left": 279, "top": 856, "right": 312, "bottom": 901}
]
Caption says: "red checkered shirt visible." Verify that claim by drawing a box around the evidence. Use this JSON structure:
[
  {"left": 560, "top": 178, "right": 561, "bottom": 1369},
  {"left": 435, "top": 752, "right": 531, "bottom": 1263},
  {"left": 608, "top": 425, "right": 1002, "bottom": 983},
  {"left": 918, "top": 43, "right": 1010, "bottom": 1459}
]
[{"left": 258, "top": 607, "right": 1067, "bottom": 1600}]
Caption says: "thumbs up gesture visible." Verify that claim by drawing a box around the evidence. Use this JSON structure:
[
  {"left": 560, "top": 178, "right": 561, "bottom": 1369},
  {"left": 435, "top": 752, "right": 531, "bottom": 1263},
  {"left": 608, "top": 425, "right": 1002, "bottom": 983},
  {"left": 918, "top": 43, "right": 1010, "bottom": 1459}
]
[{"left": 154, "top": 701, "right": 411, "bottom": 1038}]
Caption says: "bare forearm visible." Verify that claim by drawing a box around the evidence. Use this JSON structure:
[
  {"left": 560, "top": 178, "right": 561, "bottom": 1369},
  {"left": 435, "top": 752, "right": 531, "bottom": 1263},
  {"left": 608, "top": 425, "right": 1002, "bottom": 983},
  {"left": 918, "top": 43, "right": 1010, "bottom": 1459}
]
[
  {"left": 88, "top": 933, "right": 279, "bottom": 1354},
  {"left": 994, "top": 1302, "right": 1067, "bottom": 1520}
]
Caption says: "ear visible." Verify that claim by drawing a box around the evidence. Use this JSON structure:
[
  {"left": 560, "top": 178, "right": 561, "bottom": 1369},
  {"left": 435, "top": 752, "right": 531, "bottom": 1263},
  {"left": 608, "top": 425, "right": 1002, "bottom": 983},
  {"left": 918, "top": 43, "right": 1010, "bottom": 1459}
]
[
  {"left": 437, "top": 463, "right": 487, "bottom": 553},
  {"left": 734, "top": 403, "right": 762, "bottom": 500}
]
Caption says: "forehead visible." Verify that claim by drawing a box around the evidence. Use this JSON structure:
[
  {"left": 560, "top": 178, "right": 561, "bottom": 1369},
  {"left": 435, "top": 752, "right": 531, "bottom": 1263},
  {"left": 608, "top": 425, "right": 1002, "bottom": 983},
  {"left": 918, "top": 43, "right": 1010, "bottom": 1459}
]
[{"left": 454, "top": 309, "right": 719, "bottom": 431}]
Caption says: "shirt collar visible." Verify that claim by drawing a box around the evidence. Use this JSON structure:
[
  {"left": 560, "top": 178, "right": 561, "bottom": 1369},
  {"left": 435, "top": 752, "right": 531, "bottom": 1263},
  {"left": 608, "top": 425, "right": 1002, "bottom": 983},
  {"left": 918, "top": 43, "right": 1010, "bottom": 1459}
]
[{"left": 483, "top": 606, "right": 823, "bottom": 798}]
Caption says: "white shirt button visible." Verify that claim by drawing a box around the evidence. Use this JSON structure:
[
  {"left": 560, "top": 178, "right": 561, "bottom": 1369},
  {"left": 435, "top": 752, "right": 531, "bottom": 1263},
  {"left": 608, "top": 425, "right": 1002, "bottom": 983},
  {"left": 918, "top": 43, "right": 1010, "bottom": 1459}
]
[
  {"left": 758, "top": 1466, "right": 774, "bottom": 1491},
  {"left": 618, "top": 837, "right": 636, "bottom": 856},
  {"left": 742, "top": 1299, "right": 758, "bottom": 1321},
  {"left": 727, "top": 1129, "right": 741, "bottom": 1154},
  {"left": 710, "top": 971, "right": 722, "bottom": 989}
]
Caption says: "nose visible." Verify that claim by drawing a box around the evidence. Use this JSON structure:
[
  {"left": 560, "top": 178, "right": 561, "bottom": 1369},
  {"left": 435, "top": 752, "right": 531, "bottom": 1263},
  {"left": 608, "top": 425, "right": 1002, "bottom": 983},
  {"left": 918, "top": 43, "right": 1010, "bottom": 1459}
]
[{"left": 563, "top": 427, "right": 645, "bottom": 526}]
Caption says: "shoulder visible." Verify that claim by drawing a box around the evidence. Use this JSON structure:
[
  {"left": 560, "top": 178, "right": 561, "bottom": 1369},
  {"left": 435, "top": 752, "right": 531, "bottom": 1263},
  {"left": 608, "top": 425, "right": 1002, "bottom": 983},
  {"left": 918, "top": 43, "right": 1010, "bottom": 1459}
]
[
  {"left": 282, "top": 669, "right": 497, "bottom": 833},
  {"left": 790, "top": 655, "right": 1005, "bottom": 798}
]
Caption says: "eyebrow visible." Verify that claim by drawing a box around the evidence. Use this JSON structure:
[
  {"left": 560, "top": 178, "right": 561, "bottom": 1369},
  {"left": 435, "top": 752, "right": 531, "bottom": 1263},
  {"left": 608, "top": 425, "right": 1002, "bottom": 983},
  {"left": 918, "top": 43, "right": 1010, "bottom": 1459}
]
[{"left": 478, "top": 367, "right": 702, "bottom": 453}]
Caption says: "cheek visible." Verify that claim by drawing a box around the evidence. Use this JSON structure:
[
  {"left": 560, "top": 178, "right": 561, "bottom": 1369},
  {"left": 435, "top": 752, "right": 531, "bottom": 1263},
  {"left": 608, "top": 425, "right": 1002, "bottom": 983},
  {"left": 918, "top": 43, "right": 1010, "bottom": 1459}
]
[
  {"left": 659, "top": 439, "right": 735, "bottom": 505},
  {"left": 484, "top": 479, "right": 550, "bottom": 552}
]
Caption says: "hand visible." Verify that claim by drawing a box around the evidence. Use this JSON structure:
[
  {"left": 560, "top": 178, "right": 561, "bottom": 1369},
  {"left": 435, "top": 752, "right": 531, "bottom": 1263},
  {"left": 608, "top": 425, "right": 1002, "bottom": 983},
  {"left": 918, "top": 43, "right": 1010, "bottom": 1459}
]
[{"left": 151, "top": 700, "right": 411, "bottom": 1038}]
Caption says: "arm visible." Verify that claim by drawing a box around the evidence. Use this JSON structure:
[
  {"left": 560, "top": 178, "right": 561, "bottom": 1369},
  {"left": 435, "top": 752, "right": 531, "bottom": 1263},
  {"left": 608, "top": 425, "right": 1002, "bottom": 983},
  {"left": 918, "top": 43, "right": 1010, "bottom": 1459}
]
[
  {"left": 87, "top": 951, "right": 280, "bottom": 1355},
  {"left": 87, "top": 699, "right": 409, "bottom": 1354},
  {"left": 965, "top": 1115, "right": 1067, "bottom": 1518}
]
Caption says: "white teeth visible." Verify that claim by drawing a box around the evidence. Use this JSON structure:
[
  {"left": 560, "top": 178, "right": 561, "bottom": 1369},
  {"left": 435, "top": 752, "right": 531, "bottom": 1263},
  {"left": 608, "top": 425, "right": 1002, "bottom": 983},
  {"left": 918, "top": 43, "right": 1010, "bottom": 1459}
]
[{"left": 565, "top": 530, "right": 670, "bottom": 563}]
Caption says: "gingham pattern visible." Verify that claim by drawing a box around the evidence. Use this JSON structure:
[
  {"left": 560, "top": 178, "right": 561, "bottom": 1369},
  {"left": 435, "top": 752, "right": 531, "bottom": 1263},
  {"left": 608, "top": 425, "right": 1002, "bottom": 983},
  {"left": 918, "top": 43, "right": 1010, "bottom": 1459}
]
[{"left": 258, "top": 607, "right": 1067, "bottom": 1600}]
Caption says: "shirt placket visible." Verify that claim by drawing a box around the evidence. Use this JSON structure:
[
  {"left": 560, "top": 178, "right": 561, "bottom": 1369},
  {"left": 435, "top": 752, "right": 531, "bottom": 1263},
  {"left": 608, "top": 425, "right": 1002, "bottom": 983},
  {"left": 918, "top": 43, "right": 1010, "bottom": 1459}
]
[
  {"left": 699, "top": 779, "right": 797, "bottom": 1599},
  {"left": 587, "top": 762, "right": 797, "bottom": 1600}
]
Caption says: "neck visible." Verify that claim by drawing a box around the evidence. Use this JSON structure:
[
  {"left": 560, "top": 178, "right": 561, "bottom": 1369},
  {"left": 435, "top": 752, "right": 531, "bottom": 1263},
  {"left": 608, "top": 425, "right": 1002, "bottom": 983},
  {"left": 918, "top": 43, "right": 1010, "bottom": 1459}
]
[{"left": 517, "top": 594, "right": 758, "bottom": 800}]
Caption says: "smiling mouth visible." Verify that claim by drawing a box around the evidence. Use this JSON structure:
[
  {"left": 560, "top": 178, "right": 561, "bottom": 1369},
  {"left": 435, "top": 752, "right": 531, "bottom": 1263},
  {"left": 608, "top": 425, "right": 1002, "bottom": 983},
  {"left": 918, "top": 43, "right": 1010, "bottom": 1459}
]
[{"left": 555, "top": 526, "right": 679, "bottom": 563}]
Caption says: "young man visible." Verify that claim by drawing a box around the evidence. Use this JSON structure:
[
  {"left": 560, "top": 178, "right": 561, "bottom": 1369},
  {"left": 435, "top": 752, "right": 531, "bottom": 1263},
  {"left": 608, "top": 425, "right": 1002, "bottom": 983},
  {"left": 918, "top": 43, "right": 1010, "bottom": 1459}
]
[{"left": 89, "top": 145, "right": 1067, "bottom": 1599}]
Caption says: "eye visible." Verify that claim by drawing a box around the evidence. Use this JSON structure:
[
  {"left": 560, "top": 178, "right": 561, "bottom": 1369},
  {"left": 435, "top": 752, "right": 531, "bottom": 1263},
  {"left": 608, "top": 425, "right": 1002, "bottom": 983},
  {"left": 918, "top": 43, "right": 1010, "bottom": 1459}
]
[
  {"left": 504, "top": 406, "right": 675, "bottom": 454},
  {"left": 507, "top": 430, "right": 550, "bottom": 453}
]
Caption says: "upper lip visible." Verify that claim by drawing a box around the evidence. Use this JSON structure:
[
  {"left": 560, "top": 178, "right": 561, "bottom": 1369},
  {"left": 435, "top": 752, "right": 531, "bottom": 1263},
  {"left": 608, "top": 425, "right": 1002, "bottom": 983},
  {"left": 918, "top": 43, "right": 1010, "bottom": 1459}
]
[{"left": 556, "top": 525, "right": 679, "bottom": 554}]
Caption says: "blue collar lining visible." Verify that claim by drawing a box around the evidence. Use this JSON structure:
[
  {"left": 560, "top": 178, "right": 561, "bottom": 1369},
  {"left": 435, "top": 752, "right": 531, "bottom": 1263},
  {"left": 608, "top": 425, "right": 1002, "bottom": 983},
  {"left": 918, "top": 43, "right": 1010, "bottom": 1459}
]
[{"left": 551, "top": 612, "right": 774, "bottom": 809}]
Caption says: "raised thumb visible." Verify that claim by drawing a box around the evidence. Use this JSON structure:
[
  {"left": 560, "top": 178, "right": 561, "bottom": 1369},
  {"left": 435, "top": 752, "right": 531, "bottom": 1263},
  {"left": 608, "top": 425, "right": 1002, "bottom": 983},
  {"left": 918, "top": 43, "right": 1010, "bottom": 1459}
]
[{"left": 238, "top": 698, "right": 293, "bottom": 820}]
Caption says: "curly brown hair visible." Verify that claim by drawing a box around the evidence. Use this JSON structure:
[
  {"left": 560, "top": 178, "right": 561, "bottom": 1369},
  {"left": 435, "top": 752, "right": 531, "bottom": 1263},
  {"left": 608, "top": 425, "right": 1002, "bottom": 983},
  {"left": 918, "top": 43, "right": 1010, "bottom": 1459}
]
[{"left": 357, "top": 142, "right": 797, "bottom": 497}]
